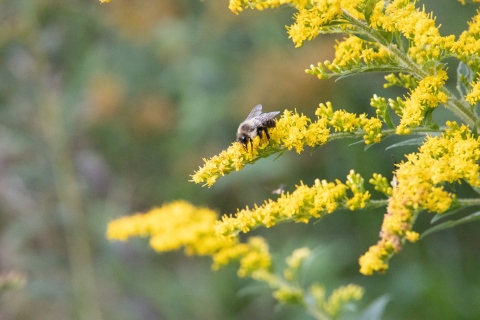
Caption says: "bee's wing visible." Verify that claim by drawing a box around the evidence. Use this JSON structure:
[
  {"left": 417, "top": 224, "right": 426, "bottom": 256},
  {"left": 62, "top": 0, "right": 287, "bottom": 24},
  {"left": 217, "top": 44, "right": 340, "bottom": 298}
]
[
  {"left": 246, "top": 104, "right": 263, "bottom": 120},
  {"left": 257, "top": 111, "right": 280, "bottom": 122}
]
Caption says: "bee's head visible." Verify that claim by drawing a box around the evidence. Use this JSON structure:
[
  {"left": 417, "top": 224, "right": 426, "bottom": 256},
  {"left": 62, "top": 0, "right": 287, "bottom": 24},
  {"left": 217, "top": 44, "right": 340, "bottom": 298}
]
[{"left": 236, "top": 134, "right": 248, "bottom": 146}]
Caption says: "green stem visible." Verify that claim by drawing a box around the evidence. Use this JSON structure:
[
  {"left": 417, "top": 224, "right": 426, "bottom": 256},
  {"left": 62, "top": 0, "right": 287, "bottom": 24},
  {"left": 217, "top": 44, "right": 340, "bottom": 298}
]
[
  {"left": 457, "top": 198, "right": 480, "bottom": 207},
  {"left": 341, "top": 10, "right": 477, "bottom": 127},
  {"left": 39, "top": 80, "right": 103, "bottom": 320}
]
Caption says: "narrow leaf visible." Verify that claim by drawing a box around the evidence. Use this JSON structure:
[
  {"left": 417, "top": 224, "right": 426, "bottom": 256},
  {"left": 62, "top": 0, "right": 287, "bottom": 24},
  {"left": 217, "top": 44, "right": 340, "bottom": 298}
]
[
  {"left": 360, "top": 295, "right": 391, "bottom": 320},
  {"left": 430, "top": 207, "right": 462, "bottom": 224},
  {"left": 421, "top": 211, "right": 480, "bottom": 239},
  {"left": 385, "top": 137, "right": 425, "bottom": 150},
  {"left": 472, "top": 121, "right": 479, "bottom": 139},
  {"left": 364, "top": 143, "right": 375, "bottom": 151},
  {"left": 273, "top": 149, "right": 287, "bottom": 161},
  {"left": 471, "top": 185, "right": 480, "bottom": 195},
  {"left": 348, "top": 139, "right": 366, "bottom": 147},
  {"left": 335, "top": 67, "right": 406, "bottom": 81},
  {"left": 364, "top": 0, "right": 381, "bottom": 24},
  {"left": 456, "top": 61, "right": 473, "bottom": 98},
  {"left": 351, "top": 31, "right": 378, "bottom": 43},
  {"left": 382, "top": 105, "right": 395, "bottom": 129}
]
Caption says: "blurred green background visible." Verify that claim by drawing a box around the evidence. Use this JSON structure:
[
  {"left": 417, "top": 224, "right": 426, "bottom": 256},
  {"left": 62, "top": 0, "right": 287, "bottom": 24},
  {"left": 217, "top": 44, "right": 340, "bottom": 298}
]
[{"left": 0, "top": 0, "right": 479, "bottom": 319}]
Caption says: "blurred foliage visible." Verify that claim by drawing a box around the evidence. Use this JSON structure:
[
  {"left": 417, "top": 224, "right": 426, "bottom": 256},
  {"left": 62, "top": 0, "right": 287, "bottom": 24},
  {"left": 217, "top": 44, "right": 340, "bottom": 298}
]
[{"left": 0, "top": 0, "right": 479, "bottom": 319}]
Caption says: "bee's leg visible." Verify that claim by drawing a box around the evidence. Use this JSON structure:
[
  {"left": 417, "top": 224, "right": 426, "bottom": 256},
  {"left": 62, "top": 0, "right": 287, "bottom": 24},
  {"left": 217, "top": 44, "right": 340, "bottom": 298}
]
[
  {"left": 249, "top": 138, "right": 253, "bottom": 152},
  {"left": 257, "top": 127, "right": 265, "bottom": 141},
  {"left": 264, "top": 128, "right": 270, "bottom": 140}
]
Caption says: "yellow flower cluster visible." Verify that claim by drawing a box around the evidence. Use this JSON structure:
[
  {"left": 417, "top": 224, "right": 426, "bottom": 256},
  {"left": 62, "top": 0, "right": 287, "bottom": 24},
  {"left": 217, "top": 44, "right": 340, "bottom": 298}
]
[
  {"left": 284, "top": 247, "right": 311, "bottom": 280},
  {"left": 107, "top": 201, "right": 233, "bottom": 255},
  {"left": 371, "top": 1, "right": 455, "bottom": 64},
  {"left": 359, "top": 122, "right": 480, "bottom": 275},
  {"left": 215, "top": 170, "right": 370, "bottom": 238},
  {"left": 251, "top": 247, "right": 364, "bottom": 317},
  {"left": 323, "top": 284, "right": 364, "bottom": 317},
  {"left": 287, "top": 0, "right": 342, "bottom": 47},
  {"left": 191, "top": 109, "right": 329, "bottom": 187},
  {"left": 212, "top": 236, "right": 272, "bottom": 277},
  {"left": 307, "top": 36, "right": 397, "bottom": 79},
  {"left": 316, "top": 102, "right": 383, "bottom": 144},
  {"left": 192, "top": 104, "right": 385, "bottom": 187},
  {"left": 466, "top": 79, "right": 480, "bottom": 105},
  {"left": 108, "top": 201, "right": 274, "bottom": 276},
  {"left": 228, "top": 0, "right": 310, "bottom": 15},
  {"left": 391, "top": 70, "right": 448, "bottom": 134},
  {"left": 369, "top": 173, "right": 394, "bottom": 196},
  {"left": 452, "top": 11, "right": 480, "bottom": 58}
]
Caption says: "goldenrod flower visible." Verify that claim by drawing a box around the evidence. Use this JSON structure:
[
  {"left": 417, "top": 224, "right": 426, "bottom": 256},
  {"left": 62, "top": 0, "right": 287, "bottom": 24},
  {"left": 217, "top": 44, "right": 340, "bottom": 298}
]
[
  {"left": 287, "top": 0, "right": 342, "bottom": 47},
  {"left": 215, "top": 170, "right": 370, "bottom": 238},
  {"left": 107, "top": 201, "right": 233, "bottom": 255},
  {"left": 466, "top": 79, "right": 480, "bottom": 105},
  {"left": 108, "top": 201, "right": 275, "bottom": 277},
  {"left": 452, "top": 11, "right": 480, "bottom": 57},
  {"left": 284, "top": 247, "right": 311, "bottom": 280},
  {"left": 323, "top": 284, "right": 364, "bottom": 317},
  {"left": 307, "top": 36, "right": 397, "bottom": 79},
  {"left": 393, "top": 70, "right": 448, "bottom": 134},
  {"left": 212, "top": 236, "right": 272, "bottom": 277},
  {"left": 360, "top": 122, "right": 480, "bottom": 275},
  {"left": 228, "top": 0, "right": 310, "bottom": 15},
  {"left": 191, "top": 108, "right": 337, "bottom": 187},
  {"left": 369, "top": 173, "right": 393, "bottom": 196}
]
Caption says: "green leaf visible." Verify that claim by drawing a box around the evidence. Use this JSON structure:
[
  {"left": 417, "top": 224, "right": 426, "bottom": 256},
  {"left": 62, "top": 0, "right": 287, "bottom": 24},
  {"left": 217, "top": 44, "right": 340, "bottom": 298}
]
[
  {"left": 422, "top": 109, "right": 439, "bottom": 130},
  {"left": 273, "top": 149, "right": 287, "bottom": 161},
  {"left": 364, "top": 143, "right": 375, "bottom": 151},
  {"left": 472, "top": 121, "right": 479, "bottom": 139},
  {"left": 378, "top": 30, "right": 393, "bottom": 44},
  {"left": 430, "top": 207, "right": 462, "bottom": 224},
  {"left": 335, "top": 67, "right": 406, "bottom": 81},
  {"left": 394, "top": 33, "right": 410, "bottom": 53},
  {"left": 348, "top": 139, "right": 366, "bottom": 147},
  {"left": 456, "top": 61, "right": 473, "bottom": 98},
  {"left": 350, "top": 31, "right": 378, "bottom": 43},
  {"left": 382, "top": 105, "right": 395, "bottom": 129},
  {"left": 472, "top": 185, "right": 480, "bottom": 195},
  {"left": 360, "top": 295, "right": 391, "bottom": 320},
  {"left": 421, "top": 210, "right": 480, "bottom": 239},
  {"left": 364, "top": 0, "right": 381, "bottom": 24},
  {"left": 385, "top": 137, "right": 425, "bottom": 150}
]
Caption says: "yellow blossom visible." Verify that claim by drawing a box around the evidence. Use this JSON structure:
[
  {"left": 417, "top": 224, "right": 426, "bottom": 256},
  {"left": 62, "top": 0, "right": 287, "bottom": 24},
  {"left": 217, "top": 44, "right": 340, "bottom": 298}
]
[
  {"left": 107, "top": 201, "right": 233, "bottom": 256},
  {"left": 466, "top": 78, "right": 480, "bottom": 105},
  {"left": 273, "top": 286, "right": 304, "bottom": 304},
  {"left": 286, "top": 247, "right": 311, "bottom": 270},
  {"left": 405, "top": 230, "right": 420, "bottom": 242},
  {"left": 212, "top": 237, "right": 272, "bottom": 277},
  {"left": 215, "top": 171, "right": 370, "bottom": 238},
  {"left": 371, "top": 1, "right": 453, "bottom": 64},
  {"left": 394, "top": 70, "right": 448, "bottom": 134},
  {"left": 360, "top": 122, "right": 480, "bottom": 275},
  {"left": 192, "top": 103, "right": 387, "bottom": 187},
  {"left": 323, "top": 284, "right": 364, "bottom": 317},
  {"left": 287, "top": 0, "right": 342, "bottom": 47},
  {"left": 452, "top": 11, "right": 480, "bottom": 57},
  {"left": 369, "top": 173, "right": 394, "bottom": 196},
  {"left": 191, "top": 109, "right": 331, "bottom": 187}
]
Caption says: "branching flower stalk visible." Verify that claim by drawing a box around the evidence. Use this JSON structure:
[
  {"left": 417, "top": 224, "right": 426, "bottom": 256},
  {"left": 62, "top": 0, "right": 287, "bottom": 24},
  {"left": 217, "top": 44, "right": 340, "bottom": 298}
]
[
  {"left": 104, "top": 0, "right": 480, "bottom": 317},
  {"left": 341, "top": 9, "right": 477, "bottom": 126},
  {"left": 107, "top": 202, "right": 363, "bottom": 320}
]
